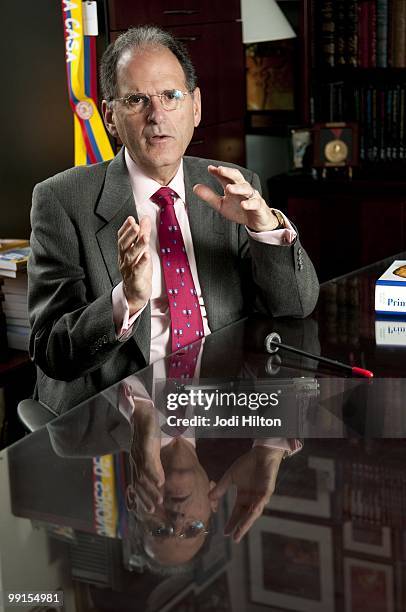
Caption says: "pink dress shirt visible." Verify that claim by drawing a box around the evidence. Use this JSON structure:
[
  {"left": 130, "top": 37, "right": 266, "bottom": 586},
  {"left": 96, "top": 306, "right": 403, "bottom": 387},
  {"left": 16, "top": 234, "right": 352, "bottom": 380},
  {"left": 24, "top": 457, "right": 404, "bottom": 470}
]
[{"left": 113, "top": 149, "right": 301, "bottom": 456}]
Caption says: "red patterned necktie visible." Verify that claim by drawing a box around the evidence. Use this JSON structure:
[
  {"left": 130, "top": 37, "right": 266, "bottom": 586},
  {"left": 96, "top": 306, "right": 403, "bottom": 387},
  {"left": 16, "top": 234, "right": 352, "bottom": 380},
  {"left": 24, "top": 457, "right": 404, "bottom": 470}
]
[{"left": 152, "top": 187, "right": 204, "bottom": 380}]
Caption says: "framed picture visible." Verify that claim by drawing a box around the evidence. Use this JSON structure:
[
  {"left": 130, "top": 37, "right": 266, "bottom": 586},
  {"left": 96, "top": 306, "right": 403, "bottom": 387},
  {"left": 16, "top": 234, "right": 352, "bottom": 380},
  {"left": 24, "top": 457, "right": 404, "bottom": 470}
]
[
  {"left": 246, "top": 39, "right": 299, "bottom": 133},
  {"left": 290, "top": 128, "right": 312, "bottom": 170},
  {"left": 266, "top": 456, "right": 335, "bottom": 518},
  {"left": 160, "top": 587, "right": 196, "bottom": 612},
  {"left": 343, "top": 522, "right": 392, "bottom": 558},
  {"left": 344, "top": 558, "right": 394, "bottom": 612},
  {"left": 196, "top": 573, "right": 231, "bottom": 612},
  {"left": 248, "top": 516, "right": 334, "bottom": 611}
]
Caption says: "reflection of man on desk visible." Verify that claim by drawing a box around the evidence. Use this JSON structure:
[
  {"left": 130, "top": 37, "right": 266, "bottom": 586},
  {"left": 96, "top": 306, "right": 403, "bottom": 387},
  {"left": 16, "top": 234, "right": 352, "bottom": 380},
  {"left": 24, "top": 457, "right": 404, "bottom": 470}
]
[
  {"left": 47, "top": 388, "right": 293, "bottom": 573},
  {"left": 123, "top": 388, "right": 294, "bottom": 570},
  {"left": 29, "top": 25, "right": 319, "bottom": 414}
]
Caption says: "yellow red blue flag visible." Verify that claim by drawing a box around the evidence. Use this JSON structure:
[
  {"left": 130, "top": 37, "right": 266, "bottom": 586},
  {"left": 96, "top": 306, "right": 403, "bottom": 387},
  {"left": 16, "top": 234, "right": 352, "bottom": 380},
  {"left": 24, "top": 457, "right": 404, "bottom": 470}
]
[{"left": 62, "top": 1, "right": 114, "bottom": 165}]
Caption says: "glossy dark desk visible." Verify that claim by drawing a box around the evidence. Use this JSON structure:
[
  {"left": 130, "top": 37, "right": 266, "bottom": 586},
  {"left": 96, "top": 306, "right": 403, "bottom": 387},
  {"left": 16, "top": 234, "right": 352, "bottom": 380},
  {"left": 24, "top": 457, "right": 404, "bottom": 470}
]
[{"left": 1, "top": 256, "right": 406, "bottom": 612}]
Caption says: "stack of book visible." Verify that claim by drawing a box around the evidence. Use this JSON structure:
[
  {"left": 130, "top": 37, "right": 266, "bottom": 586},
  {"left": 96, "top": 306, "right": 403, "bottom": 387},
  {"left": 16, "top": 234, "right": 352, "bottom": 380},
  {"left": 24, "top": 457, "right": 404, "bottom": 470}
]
[
  {"left": 341, "top": 458, "right": 406, "bottom": 527},
  {"left": 0, "top": 240, "right": 30, "bottom": 351},
  {"left": 375, "top": 260, "right": 406, "bottom": 346}
]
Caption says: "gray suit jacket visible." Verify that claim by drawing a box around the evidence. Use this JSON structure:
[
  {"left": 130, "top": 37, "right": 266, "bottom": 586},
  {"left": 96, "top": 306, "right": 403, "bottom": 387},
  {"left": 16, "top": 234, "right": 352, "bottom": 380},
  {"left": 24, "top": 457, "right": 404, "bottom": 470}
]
[{"left": 28, "top": 149, "right": 319, "bottom": 414}]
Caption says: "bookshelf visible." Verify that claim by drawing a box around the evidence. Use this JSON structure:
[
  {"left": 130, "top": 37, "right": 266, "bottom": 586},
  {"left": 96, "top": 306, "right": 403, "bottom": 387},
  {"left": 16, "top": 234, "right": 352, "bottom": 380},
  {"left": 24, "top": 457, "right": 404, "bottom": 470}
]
[
  {"left": 265, "top": 1, "right": 406, "bottom": 281},
  {"left": 307, "top": 0, "right": 406, "bottom": 174}
]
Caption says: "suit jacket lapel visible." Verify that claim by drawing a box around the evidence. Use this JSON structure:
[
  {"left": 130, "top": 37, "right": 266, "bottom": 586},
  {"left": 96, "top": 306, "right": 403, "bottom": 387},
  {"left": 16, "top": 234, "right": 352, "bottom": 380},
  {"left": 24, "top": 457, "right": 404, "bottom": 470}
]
[
  {"left": 94, "top": 148, "right": 151, "bottom": 366},
  {"left": 95, "top": 148, "right": 138, "bottom": 287}
]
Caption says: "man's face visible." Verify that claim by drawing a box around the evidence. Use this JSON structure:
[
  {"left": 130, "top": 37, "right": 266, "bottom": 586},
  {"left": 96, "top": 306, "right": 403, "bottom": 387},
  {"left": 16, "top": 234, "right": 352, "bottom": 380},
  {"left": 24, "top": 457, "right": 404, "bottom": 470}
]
[
  {"left": 102, "top": 45, "right": 201, "bottom": 185},
  {"left": 137, "top": 439, "right": 217, "bottom": 565}
]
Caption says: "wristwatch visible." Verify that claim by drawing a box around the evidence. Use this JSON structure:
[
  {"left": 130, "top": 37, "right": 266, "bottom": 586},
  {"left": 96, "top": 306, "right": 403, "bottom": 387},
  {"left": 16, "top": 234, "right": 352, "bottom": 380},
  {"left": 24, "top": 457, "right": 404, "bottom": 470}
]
[
  {"left": 248, "top": 208, "right": 285, "bottom": 233},
  {"left": 270, "top": 208, "right": 285, "bottom": 230}
]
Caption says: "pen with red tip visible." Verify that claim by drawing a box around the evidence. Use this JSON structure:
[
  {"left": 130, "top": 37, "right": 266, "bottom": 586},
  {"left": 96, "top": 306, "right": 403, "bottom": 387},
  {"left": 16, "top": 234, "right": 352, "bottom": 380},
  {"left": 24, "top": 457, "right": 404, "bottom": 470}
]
[{"left": 264, "top": 333, "right": 374, "bottom": 378}]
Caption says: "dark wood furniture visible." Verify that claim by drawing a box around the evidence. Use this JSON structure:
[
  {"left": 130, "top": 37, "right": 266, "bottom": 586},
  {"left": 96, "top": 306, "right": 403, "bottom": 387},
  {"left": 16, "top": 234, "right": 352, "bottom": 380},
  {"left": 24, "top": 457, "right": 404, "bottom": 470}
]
[
  {"left": 294, "top": 1, "right": 406, "bottom": 169},
  {"left": 0, "top": 349, "right": 36, "bottom": 449},
  {"left": 3, "top": 257, "right": 406, "bottom": 610},
  {"left": 104, "top": 0, "right": 246, "bottom": 165},
  {"left": 269, "top": 172, "right": 406, "bottom": 282}
]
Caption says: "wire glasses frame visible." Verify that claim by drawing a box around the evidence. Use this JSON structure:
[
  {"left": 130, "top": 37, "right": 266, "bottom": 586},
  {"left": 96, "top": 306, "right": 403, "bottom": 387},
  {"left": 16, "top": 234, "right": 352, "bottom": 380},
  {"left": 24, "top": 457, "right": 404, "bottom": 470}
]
[
  {"left": 126, "top": 447, "right": 210, "bottom": 540},
  {"left": 111, "top": 89, "right": 190, "bottom": 113}
]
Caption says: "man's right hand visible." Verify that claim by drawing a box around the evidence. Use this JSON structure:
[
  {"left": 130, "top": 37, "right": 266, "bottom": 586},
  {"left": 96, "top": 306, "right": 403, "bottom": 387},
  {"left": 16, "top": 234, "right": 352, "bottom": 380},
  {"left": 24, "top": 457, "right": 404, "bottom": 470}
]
[
  {"left": 118, "top": 215, "right": 152, "bottom": 316},
  {"left": 209, "top": 446, "right": 284, "bottom": 542}
]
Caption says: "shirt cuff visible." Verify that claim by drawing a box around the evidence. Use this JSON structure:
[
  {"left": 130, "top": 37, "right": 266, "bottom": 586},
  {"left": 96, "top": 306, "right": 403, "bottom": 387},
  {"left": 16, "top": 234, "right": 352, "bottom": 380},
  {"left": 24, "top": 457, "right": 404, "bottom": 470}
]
[
  {"left": 246, "top": 210, "right": 297, "bottom": 245},
  {"left": 118, "top": 379, "right": 154, "bottom": 422},
  {"left": 112, "top": 282, "right": 147, "bottom": 341},
  {"left": 253, "top": 438, "right": 303, "bottom": 457}
]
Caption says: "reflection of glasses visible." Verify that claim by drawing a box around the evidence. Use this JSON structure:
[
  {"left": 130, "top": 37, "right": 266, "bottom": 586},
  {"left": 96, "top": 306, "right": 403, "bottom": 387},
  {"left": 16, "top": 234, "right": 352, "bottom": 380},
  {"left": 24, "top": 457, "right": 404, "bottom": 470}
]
[
  {"left": 111, "top": 89, "right": 189, "bottom": 113},
  {"left": 126, "top": 483, "right": 209, "bottom": 539},
  {"left": 144, "top": 517, "right": 210, "bottom": 539}
]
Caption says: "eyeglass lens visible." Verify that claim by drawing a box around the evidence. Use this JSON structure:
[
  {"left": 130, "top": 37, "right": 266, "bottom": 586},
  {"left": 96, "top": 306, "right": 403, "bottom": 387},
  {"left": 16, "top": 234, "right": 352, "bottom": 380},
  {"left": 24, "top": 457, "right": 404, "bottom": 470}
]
[{"left": 124, "top": 90, "right": 185, "bottom": 112}]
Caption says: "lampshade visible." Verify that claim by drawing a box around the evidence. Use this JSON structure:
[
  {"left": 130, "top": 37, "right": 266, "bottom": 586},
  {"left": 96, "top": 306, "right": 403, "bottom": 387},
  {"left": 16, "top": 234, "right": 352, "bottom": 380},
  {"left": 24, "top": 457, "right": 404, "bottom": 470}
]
[{"left": 241, "top": 0, "right": 296, "bottom": 44}]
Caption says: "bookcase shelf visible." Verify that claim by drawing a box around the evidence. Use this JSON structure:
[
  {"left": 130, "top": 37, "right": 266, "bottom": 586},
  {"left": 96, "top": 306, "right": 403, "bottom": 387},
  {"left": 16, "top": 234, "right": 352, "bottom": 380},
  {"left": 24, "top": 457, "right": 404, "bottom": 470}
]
[
  {"left": 316, "top": 66, "right": 406, "bottom": 81},
  {"left": 301, "top": 0, "right": 406, "bottom": 171}
]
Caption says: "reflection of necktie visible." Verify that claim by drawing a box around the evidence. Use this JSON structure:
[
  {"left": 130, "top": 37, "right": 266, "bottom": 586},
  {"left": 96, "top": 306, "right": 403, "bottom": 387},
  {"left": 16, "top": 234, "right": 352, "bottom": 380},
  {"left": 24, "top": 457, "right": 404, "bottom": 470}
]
[{"left": 152, "top": 187, "right": 204, "bottom": 354}]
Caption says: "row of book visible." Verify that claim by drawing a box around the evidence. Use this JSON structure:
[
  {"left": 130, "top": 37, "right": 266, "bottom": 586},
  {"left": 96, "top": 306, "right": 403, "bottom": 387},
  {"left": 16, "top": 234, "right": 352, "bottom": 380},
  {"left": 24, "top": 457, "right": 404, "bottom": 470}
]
[
  {"left": 341, "top": 459, "right": 406, "bottom": 527},
  {"left": 0, "top": 240, "right": 30, "bottom": 351},
  {"left": 316, "top": 0, "right": 406, "bottom": 68},
  {"left": 317, "top": 82, "right": 406, "bottom": 163}
]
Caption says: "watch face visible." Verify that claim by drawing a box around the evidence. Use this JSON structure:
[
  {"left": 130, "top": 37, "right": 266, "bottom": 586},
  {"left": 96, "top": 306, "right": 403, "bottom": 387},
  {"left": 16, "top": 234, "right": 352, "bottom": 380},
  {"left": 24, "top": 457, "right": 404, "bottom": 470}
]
[{"left": 324, "top": 139, "right": 348, "bottom": 163}]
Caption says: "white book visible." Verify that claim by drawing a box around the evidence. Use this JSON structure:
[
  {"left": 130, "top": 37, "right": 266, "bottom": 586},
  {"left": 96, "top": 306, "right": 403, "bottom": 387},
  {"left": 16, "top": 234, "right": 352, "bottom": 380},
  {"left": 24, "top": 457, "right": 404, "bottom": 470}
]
[
  {"left": 3, "top": 292, "right": 27, "bottom": 305},
  {"left": 6, "top": 324, "right": 30, "bottom": 334},
  {"left": 0, "top": 269, "right": 19, "bottom": 278},
  {"left": 375, "top": 260, "right": 406, "bottom": 314},
  {"left": 7, "top": 331, "right": 29, "bottom": 351},
  {"left": 6, "top": 316, "right": 29, "bottom": 327},
  {"left": 2, "top": 275, "right": 28, "bottom": 292},
  {"left": 375, "top": 318, "right": 406, "bottom": 346},
  {"left": 3, "top": 303, "right": 28, "bottom": 316}
]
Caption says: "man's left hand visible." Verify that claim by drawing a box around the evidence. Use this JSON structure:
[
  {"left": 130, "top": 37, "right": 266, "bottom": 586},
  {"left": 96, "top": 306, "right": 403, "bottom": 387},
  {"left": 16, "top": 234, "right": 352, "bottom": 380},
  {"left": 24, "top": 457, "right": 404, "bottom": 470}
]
[
  {"left": 123, "top": 386, "right": 164, "bottom": 515},
  {"left": 208, "top": 446, "right": 284, "bottom": 542},
  {"left": 193, "top": 165, "right": 280, "bottom": 232}
]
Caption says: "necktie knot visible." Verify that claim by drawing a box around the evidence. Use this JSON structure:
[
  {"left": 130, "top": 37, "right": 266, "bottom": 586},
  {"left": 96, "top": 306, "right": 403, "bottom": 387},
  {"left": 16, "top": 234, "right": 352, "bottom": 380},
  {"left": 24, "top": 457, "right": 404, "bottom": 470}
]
[{"left": 151, "top": 187, "right": 177, "bottom": 208}]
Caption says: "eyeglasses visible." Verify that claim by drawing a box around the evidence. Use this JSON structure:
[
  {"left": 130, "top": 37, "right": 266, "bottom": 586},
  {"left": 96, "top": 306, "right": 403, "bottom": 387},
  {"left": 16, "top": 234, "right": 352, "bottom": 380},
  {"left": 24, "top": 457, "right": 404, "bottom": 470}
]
[
  {"left": 143, "top": 517, "right": 209, "bottom": 539},
  {"left": 126, "top": 483, "right": 209, "bottom": 539},
  {"left": 111, "top": 89, "right": 189, "bottom": 113}
]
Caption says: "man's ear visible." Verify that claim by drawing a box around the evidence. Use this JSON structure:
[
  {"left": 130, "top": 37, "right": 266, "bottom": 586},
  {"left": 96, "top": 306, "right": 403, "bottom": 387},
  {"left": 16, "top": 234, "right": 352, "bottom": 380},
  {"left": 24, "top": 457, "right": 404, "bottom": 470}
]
[
  {"left": 192, "top": 87, "right": 201, "bottom": 128},
  {"left": 102, "top": 100, "right": 119, "bottom": 138},
  {"left": 209, "top": 480, "right": 218, "bottom": 513}
]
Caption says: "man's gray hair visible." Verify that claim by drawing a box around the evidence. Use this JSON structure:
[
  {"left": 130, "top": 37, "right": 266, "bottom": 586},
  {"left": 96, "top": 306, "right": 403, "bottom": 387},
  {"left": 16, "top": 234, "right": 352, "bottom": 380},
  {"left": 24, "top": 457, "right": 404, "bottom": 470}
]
[{"left": 100, "top": 25, "right": 197, "bottom": 102}]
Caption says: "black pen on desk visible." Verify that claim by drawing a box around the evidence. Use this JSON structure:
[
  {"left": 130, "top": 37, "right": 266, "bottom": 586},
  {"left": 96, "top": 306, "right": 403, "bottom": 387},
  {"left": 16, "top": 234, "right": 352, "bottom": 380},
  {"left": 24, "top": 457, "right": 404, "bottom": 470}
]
[{"left": 264, "top": 332, "right": 374, "bottom": 378}]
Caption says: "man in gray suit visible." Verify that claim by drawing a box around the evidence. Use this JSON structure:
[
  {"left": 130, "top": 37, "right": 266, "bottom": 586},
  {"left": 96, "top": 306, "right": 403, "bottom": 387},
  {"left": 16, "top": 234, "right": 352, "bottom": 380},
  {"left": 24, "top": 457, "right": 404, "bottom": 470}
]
[{"left": 28, "top": 26, "right": 319, "bottom": 415}]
